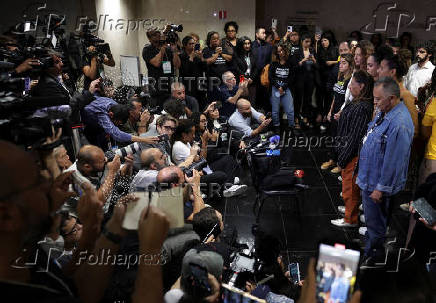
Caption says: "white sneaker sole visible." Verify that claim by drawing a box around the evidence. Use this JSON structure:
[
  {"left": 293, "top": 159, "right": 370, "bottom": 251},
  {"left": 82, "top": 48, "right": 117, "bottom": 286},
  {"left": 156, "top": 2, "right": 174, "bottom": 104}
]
[{"left": 223, "top": 185, "right": 248, "bottom": 198}]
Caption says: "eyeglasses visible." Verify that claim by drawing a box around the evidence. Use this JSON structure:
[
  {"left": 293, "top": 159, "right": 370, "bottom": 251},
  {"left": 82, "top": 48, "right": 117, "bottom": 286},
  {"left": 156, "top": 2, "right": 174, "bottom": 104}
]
[
  {"left": 64, "top": 221, "right": 78, "bottom": 236},
  {"left": 163, "top": 125, "right": 176, "bottom": 132},
  {"left": 227, "top": 29, "right": 236, "bottom": 33},
  {"left": 200, "top": 119, "right": 207, "bottom": 123}
]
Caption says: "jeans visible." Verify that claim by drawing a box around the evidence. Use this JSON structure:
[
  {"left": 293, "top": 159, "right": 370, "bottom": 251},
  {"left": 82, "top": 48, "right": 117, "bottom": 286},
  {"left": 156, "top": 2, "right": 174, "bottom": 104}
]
[
  {"left": 361, "top": 190, "right": 391, "bottom": 257},
  {"left": 270, "top": 86, "right": 294, "bottom": 127}
]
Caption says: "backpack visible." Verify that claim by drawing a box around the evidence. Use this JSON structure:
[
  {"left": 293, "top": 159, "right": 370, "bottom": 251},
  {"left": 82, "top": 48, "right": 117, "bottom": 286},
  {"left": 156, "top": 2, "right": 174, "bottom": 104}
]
[{"left": 260, "top": 64, "right": 270, "bottom": 87}]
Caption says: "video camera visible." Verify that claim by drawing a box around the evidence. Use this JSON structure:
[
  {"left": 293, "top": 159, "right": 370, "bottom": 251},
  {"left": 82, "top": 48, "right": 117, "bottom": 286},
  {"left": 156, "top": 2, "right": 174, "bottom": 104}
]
[
  {"left": 164, "top": 24, "right": 183, "bottom": 45},
  {"left": 82, "top": 24, "right": 111, "bottom": 60}
]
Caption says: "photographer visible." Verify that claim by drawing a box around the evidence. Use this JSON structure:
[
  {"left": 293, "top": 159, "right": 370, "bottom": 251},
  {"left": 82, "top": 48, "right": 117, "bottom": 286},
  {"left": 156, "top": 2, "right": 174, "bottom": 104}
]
[
  {"left": 228, "top": 99, "right": 271, "bottom": 138},
  {"left": 65, "top": 145, "right": 133, "bottom": 204},
  {"left": 172, "top": 119, "right": 247, "bottom": 198},
  {"left": 82, "top": 79, "right": 159, "bottom": 151},
  {"left": 143, "top": 29, "right": 181, "bottom": 104},
  {"left": 0, "top": 140, "right": 170, "bottom": 303},
  {"left": 82, "top": 43, "right": 115, "bottom": 91},
  {"left": 179, "top": 35, "right": 207, "bottom": 108},
  {"left": 135, "top": 114, "right": 179, "bottom": 169},
  {"left": 119, "top": 97, "right": 151, "bottom": 136},
  {"left": 31, "top": 51, "right": 73, "bottom": 99}
]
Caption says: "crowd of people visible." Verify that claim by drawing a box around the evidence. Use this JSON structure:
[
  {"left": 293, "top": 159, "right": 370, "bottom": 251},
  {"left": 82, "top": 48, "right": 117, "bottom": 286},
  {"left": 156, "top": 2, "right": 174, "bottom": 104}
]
[{"left": 1, "top": 17, "right": 436, "bottom": 303}]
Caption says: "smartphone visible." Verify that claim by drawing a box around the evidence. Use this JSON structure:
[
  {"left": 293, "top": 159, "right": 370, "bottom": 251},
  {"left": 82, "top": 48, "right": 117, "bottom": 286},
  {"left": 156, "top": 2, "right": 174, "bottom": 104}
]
[
  {"left": 189, "top": 263, "right": 212, "bottom": 296},
  {"left": 412, "top": 197, "right": 436, "bottom": 225},
  {"left": 194, "top": 43, "right": 200, "bottom": 51},
  {"left": 239, "top": 74, "right": 245, "bottom": 83},
  {"left": 287, "top": 25, "right": 293, "bottom": 32},
  {"left": 289, "top": 262, "right": 300, "bottom": 283},
  {"left": 315, "top": 243, "right": 360, "bottom": 303},
  {"left": 271, "top": 18, "right": 278, "bottom": 29}
]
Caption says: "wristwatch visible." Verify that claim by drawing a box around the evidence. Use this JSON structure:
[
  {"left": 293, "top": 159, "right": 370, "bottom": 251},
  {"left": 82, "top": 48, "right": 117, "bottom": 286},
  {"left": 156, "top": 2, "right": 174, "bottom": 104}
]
[{"left": 102, "top": 227, "right": 123, "bottom": 244}]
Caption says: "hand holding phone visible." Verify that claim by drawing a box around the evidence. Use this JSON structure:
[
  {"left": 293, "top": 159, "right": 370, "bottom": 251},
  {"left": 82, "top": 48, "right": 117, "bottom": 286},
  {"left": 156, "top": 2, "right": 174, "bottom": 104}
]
[
  {"left": 288, "top": 263, "right": 301, "bottom": 284},
  {"left": 287, "top": 25, "right": 293, "bottom": 32},
  {"left": 194, "top": 43, "right": 200, "bottom": 51},
  {"left": 412, "top": 197, "right": 436, "bottom": 225}
]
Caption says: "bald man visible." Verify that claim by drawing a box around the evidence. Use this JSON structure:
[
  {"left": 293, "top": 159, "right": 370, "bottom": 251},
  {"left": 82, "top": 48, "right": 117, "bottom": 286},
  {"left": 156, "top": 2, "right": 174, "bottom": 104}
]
[
  {"left": 130, "top": 148, "right": 167, "bottom": 191},
  {"left": 228, "top": 98, "right": 271, "bottom": 137},
  {"left": 65, "top": 144, "right": 122, "bottom": 203}
]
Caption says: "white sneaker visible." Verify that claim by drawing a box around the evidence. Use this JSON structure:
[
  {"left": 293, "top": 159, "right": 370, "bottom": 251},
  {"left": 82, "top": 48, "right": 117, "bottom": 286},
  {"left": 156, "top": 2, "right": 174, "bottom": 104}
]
[
  {"left": 223, "top": 184, "right": 248, "bottom": 198},
  {"left": 338, "top": 176, "right": 343, "bottom": 182},
  {"left": 340, "top": 192, "right": 343, "bottom": 198},
  {"left": 233, "top": 177, "right": 240, "bottom": 185},
  {"left": 399, "top": 203, "right": 410, "bottom": 212},
  {"left": 338, "top": 206, "right": 345, "bottom": 214},
  {"left": 359, "top": 204, "right": 363, "bottom": 212},
  {"left": 331, "top": 218, "right": 357, "bottom": 227},
  {"left": 359, "top": 227, "right": 367, "bottom": 236},
  {"left": 360, "top": 214, "right": 366, "bottom": 224}
]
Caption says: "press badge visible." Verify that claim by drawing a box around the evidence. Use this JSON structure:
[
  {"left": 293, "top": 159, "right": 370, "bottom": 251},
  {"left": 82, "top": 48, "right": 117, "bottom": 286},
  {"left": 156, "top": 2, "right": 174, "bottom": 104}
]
[{"left": 162, "top": 61, "right": 171, "bottom": 74}]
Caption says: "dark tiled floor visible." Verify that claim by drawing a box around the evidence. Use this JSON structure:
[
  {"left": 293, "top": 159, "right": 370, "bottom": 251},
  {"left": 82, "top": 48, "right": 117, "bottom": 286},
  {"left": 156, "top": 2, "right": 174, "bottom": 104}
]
[{"left": 221, "top": 127, "right": 412, "bottom": 277}]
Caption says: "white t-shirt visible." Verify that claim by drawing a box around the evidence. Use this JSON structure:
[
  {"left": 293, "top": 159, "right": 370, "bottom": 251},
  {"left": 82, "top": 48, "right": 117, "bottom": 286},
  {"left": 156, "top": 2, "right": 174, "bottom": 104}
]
[
  {"left": 172, "top": 141, "right": 191, "bottom": 165},
  {"left": 164, "top": 289, "right": 184, "bottom": 303}
]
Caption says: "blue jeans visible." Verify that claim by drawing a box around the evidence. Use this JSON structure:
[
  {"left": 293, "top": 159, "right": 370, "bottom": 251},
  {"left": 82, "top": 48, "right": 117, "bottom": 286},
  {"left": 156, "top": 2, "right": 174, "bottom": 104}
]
[
  {"left": 270, "top": 86, "right": 294, "bottom": 127},
  {"left": 361, "top": 190, "right": 391, "bottom": 258}
]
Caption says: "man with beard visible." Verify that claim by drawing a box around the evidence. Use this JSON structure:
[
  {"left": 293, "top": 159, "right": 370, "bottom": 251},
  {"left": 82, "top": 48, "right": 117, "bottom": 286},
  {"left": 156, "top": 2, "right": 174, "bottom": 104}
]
[
  {"left": 65, "top": 145, "right": 131, "bottom": 204},
  {"left": 253, "top": 27, "right": 273, "bottom": 111},
  {"left": 170, "top": 82, "right": 199, "bottom": 118},
  {"left": 228, "top": 98, "right": 271, "bottom": 137},
  {"left": 403, "top": 43, "right": 435, "bottom": 97},
  {"left": 0, "top": 140, "right": 170, "bottom": 302}
]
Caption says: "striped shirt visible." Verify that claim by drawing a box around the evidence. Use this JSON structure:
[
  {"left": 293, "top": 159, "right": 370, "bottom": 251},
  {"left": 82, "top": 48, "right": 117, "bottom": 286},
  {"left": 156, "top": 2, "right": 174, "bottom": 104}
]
[{"left": 336, "top": 99, "right": 373, "bottom": 168}]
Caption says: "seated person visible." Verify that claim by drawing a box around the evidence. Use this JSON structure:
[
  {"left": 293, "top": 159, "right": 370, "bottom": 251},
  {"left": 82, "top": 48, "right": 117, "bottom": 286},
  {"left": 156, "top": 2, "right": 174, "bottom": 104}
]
[
  {"left": 171, "top": 82, "right": 199, "bottom": 118},
  {"left": 119, "top": 97, "right": 151, "bottom": 136},
  {"left": 65, "top": 145, "right": 130, "bottom": 205},
  {"left": 56, "top": 212, "right": 83, "bottom": 267},
  {"left": 136, "top": 115, "right": 178, "bottom": 169},
  {"left": 214, "top": 71, "right": 249, "bottom": 117},
  {"left": 131, "top": 144, "right": 200, "bottom": 191},
  {"left": 203, "top": 101, "right": 223, "bottom": 130},
  {"left": 164, "top": 247, "right": 223, "bottom": 303},
  {"left": 131, "top": 148, "right": 168, "bottom": 191},
  {"left": 82, "top": 79, "right": 158, "bottom": 151},
  {"left": 228, "top": 99, "right": 271, "bottom": 138},
  {"left": 53, "top": 144, "right": 73, "bottom": 172},
  {"left": 156, "top": 166, "right": 206, "bottom": 222},
  {"left": 147, "top": 98, "right": 186, "bottom": 130},
  {"left": 172, "top": 119, "right": 247, "bottom": 198}
]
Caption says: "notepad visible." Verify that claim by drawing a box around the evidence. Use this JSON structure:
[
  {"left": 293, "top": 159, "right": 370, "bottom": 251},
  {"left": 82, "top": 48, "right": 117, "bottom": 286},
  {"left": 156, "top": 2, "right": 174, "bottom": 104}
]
[{"left": 122, "top": 187, "right": 184, "bottom": 230}]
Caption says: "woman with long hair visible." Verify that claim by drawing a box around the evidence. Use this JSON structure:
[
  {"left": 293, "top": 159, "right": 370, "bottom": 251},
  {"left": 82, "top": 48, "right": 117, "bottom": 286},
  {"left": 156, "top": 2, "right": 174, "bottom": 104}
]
[
  {"left": 234, "top": 36, "right": 258, "bottom": 102},
  {"left": 354, "top": 40, "right": 374, "bottom": 72},
  {"left": 268, "top": 43, "right": 295, "bottom": 133},
  {"left": 331, "top": 70, "right": 373, "bottom": 227},
  {"left": 202, "top": 31, "right": 233, "bottom": 82},
  {"left": 179, "top": 35, "right": 206, "bottom": 108},
  {"left": 316, "top": 31, "right": 339, "bottom": 126},
  {"left": 294, "top": 33, "right": 318, "bottom": 129},
  {"left": 321, "top": 54, "right": 354, "bottom": 173}
]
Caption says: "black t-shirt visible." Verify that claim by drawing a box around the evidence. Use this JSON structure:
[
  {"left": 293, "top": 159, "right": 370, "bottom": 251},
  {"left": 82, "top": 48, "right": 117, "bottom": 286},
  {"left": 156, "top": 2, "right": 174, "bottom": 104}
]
[
  {"left": 332, "top": 78, "right": 349, "bottom": 113},
  {"left": 202, "top": 47, "right": 233, "bottom": 80},
  {"left": 142, "top": 44, "right": 175, "bottom": 81},
  {"left": 82, "top": 53, "right": 104, "bottom": 91}
]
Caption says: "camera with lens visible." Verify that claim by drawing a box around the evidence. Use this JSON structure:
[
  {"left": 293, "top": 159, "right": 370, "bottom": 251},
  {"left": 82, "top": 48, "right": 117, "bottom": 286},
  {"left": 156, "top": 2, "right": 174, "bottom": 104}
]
[
  {"left": 165, "top": 24, "right": 183, "bottom": 45},
  {"left": 157, "top": 134, "right": 169, "bottom": 142},
  {"left": 183, "top": 157, "right": 208, "bottom": 177},
  {"left": 105, "top": 142, "right": 141, "bottom": 163}
]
